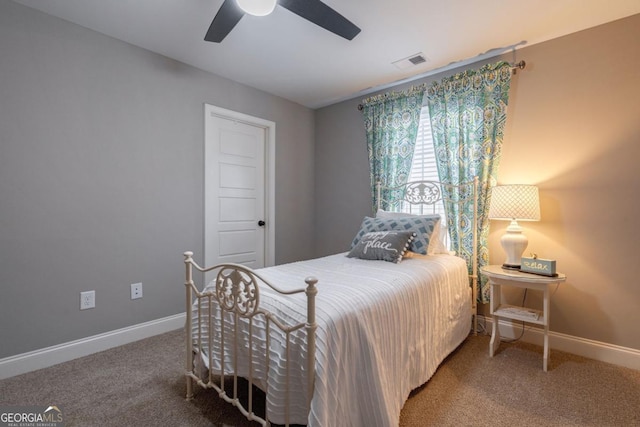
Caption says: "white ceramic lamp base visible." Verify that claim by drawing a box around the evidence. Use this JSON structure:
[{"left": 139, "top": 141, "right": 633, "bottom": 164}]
[{"left": 500, "top": 220, "right": 529, "bottom": 269}]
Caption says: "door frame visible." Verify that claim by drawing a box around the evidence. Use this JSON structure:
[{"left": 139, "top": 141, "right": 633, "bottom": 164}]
[{"left": 204, "top": 103, "right": 276, "bottom": 268}]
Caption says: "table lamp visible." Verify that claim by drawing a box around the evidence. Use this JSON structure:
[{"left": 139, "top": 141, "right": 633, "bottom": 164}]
[{"left": 488, "top": 185, "right": 540, "bottom": 269}]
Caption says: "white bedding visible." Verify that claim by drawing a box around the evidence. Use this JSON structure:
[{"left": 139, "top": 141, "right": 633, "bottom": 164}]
[{"left": 191, "top": 252, "right": 471, "bottom": 426}]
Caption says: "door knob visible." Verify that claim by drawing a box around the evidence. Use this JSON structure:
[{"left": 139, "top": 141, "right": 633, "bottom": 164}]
[{"left": 258, "top": 220, "right": 266, "bottom": 227}]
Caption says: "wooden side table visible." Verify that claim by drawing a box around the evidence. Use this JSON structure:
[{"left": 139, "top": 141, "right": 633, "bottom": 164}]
[{"left": 481, "top": 265, "right": 566, "bottom": 371}]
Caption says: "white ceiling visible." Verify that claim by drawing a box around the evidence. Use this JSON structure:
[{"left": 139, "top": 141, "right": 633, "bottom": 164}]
[{"left": 11, "top": 0, "right": 640, "bottom": 109}]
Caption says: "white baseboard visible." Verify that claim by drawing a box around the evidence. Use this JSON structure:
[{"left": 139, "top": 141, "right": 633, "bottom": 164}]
[
  {"left": 3, "top": 313, "right": 637, "bottom": 380},
  {"left": 0, "top": 313, "right": 186, "bottom": 380},
  {"left": 479, "top": 315, "right": 640, "bottom": 371}
]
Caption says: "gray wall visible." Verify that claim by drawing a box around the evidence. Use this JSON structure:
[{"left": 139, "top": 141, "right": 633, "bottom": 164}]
[
  {"left": 0, "top": 0, "right": 315, "bottom": 358},
  {"left": 314, "top": 100, "right": 371, "bottom": 255},
  {"left": 315, "top": 14, "right": 640, "bottom": 351}
]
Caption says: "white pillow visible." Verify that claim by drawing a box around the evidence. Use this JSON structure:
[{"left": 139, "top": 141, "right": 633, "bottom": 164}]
[{"left": 375, "top": 209, "right": 449, "bottom": 254}]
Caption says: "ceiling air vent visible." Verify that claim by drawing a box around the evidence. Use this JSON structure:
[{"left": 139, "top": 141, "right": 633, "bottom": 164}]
[
  {"left": 392, "top": 53, "right": 429, "bottom": 70},
  {"left": 409, "top": 55, "right": 427, "bottom": 65}
]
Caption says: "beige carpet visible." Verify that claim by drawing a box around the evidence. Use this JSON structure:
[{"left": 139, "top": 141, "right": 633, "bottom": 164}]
[{"left": 1, "top": 330, "right": 638, "bottom": 426}]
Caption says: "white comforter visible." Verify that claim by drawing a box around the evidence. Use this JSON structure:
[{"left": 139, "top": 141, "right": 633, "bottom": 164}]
[{"left": 192, "top": 252, "right": 471, "bottom": 426}]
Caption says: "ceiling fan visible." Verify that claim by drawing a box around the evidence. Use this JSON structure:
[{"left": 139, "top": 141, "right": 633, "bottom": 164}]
[{"left": 205, "top": 0, "right": 361, "bottom": 43}]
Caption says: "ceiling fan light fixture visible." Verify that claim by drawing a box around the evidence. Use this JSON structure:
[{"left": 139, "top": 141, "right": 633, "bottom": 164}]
[{"left": 235, "top": 0, "right": 277, "bottom": 16}]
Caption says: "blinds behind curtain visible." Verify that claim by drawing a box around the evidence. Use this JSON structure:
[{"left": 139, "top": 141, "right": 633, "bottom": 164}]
[{"left": 404, "top": 107, "right": 446, "bottom": 218}]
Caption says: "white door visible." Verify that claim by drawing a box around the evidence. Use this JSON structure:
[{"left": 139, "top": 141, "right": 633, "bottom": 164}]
[{"left": 204, "top": 105, "right": 275, "bottom": 273}]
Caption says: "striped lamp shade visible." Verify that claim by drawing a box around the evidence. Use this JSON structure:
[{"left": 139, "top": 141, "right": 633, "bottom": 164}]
[{"left": 488, "top": 185, "right": 540, "bottom": 221}]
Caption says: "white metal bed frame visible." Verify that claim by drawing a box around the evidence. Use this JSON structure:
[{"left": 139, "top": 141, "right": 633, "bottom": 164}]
[
  {"left": 183, "top": 178, "right": 478, "bottom": 426},
  {"left": 183, "top": 256, "right": 318, "bottom": 426}
]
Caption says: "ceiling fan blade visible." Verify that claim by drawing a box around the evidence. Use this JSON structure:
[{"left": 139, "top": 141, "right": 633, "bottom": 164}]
[
  {"left": 205, "top": 0, "right": 245, "bottom": 43},
  {"left": 278, "top": 0, "right": 361, "bottom": 40}
]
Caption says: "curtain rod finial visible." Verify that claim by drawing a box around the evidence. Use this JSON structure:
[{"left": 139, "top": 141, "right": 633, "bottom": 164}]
[{"left": 511, "top": 60, "right": 526, "bottom": 74}]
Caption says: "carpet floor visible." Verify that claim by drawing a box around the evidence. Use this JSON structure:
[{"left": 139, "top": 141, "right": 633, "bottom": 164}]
[{"left": 1, "top": 330, "right": 638, "bottom": 426}]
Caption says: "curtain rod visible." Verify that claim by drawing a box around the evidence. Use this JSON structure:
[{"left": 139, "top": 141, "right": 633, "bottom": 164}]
[{"left": 356, "top": 60, "right": 526, "bottom": 111}]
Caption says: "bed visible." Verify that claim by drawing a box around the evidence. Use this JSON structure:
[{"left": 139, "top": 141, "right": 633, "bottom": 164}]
[{"left": 183, "top": 179, "right": 479, "bottom": 426}]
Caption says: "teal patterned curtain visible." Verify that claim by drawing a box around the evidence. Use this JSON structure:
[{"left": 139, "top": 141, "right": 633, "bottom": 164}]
[
  {"left": 361, "top": 87, "right": 425, "bottom": 212},
  {"left": 427, "top": 61, "right": 512, "bottom": 303}
]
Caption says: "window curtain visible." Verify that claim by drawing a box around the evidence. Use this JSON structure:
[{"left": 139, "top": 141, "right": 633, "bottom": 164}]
[
  {"left": 427, "top": 61, "right": 513, "bottom": 303},
  {"left": 361, "top": 87, "right": 425, "bottom": 212}
]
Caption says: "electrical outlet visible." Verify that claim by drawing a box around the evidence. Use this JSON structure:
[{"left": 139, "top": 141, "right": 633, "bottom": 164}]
[
  {"left": 130, "top": 283, "right": 143, "bottom": 300},
  {"left": 80, "top": 290, "right": 95, "bottom": 310}
]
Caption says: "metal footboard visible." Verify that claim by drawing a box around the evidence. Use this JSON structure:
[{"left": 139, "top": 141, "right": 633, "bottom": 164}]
[{"left": 183, "top": 251, "right": 317, "bottom": 426}]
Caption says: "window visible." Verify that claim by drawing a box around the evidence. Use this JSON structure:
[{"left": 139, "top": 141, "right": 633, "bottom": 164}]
[
  {"left": 402, "top": 106, "right": 450, "bottom": 247},
  {"left": 402, "top": 106, "right": 446, "bottom": 218},
  {"left": 408, "top": 106, "right": 438, "bottom": 183}
]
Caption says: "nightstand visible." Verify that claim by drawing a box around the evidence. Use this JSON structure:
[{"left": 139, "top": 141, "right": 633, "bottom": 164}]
[{"left": 481, "top": 265, "right": 566, "bottom": 371}]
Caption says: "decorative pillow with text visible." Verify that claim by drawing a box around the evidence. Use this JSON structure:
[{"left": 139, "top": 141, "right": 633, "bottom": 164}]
[
  {"left": 347, "top": 231, "right": 415, "bottom": 263},
  {"left": 350, "top": 215, "right": 440, "bottom": 255}
]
